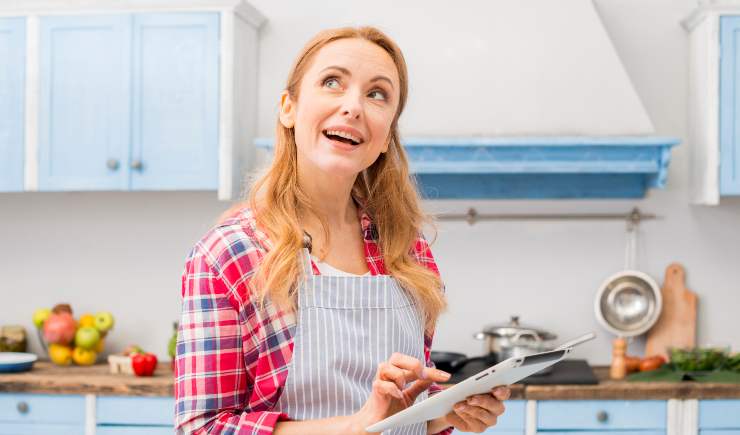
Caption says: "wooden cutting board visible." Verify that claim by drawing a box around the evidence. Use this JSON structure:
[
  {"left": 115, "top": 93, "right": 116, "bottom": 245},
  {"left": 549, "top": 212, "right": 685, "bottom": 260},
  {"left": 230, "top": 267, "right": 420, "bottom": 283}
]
[{"left": 645, "top": 263, "right": 697, "bottom": 359}]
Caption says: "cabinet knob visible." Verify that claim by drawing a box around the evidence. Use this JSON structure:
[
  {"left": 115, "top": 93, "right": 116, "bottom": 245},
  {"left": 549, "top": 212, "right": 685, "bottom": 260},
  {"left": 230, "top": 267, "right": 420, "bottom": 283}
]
[
  {"left": 106, "top": 159, "right": 120, "bottom": 170},
  {"left": 596, "top": 410, "right": 608, "bottom": 423},
  {"left": 131, "top": 159, "right": 144, "bottom": 170},
  {"left": 17, "top": 401, "right": 29, "bottom": 414}
]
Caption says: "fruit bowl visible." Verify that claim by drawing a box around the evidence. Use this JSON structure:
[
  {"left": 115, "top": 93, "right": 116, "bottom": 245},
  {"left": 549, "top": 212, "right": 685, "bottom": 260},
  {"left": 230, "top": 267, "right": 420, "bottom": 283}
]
[{"left": 33, "top": 303, "right": 115, "bottom": 366}]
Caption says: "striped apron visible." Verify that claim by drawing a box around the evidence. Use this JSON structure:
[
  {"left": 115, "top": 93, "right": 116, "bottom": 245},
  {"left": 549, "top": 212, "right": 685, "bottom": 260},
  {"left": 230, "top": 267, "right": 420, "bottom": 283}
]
[{"left": 273, "top": 248, "right": 428, "bottom": 435}]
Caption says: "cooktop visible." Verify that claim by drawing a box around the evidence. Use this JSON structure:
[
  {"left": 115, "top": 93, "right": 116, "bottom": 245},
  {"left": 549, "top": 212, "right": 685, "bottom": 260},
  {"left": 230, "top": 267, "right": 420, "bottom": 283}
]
[{"left": 448, "top": 358, "right": 598, "bottom": 385}]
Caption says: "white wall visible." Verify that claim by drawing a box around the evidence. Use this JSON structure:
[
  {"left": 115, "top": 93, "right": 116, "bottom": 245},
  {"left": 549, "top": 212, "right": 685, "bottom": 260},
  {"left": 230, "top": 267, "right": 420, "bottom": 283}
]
[{"left": 2, "top": 0, "right": 740, "bottom": 365}]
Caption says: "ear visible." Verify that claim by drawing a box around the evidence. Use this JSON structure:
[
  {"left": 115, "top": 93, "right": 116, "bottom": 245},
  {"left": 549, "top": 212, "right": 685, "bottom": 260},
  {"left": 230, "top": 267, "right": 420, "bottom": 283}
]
[
  {"left": 279, "top": 90, "right": 296, "bottom": 129},
  {"left": 381, "top": 134, "right": 392, "bottom": 153}
]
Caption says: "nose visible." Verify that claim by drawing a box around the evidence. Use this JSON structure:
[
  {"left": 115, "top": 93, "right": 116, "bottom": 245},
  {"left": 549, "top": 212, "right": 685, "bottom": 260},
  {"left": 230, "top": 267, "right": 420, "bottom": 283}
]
[{"left": 340, "top": 90, "right": 363, "bottom": 120}]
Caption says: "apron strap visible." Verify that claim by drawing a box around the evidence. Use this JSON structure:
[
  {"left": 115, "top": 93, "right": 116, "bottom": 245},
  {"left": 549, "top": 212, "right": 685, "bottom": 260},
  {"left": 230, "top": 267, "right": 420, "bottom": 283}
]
[{"left": 299, "top": 247, "right": 314, "bottom": 276}]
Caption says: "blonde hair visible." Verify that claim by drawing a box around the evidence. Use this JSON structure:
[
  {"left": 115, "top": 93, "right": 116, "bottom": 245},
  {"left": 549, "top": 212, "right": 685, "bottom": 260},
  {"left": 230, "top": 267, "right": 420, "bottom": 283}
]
[{"left": 220, "top": 26, "right": 446, "bottom": 329}]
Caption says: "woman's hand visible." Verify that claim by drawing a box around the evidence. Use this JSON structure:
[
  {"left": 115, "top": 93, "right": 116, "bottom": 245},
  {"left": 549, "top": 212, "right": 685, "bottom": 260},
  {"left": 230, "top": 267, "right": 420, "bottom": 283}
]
[
  {"left": 441, "top": 386, "right": 510, "bottom": 433},
  {"left": 349, "top": 352, "right": 451, "bottom": 435}
]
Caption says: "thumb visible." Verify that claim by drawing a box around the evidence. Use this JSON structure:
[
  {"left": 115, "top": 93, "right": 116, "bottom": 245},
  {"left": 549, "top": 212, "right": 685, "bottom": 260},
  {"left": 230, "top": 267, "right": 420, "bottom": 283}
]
[{"left": 403, "top": 379, "right": 433, "bottom": 401}]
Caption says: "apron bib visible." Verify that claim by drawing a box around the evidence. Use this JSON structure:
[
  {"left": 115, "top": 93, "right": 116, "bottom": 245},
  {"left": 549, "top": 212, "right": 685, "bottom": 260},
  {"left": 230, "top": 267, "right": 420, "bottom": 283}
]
[{"left": 273, "top": 248, "right": 428, "bottom": 435}]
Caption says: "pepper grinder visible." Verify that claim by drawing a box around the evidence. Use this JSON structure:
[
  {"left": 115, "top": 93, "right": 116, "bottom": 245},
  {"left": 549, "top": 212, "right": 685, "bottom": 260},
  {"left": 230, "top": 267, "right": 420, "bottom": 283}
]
[{"left": 610, "top": 337, "right": 627, "bottom": 380}]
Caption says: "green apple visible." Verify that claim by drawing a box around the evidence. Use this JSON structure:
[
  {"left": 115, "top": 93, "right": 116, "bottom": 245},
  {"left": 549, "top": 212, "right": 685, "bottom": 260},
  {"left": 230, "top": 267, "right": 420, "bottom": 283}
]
[
  {"left": 94, "top": 312, "right": 115, "bottom": 332},
  {"left": 32, "top": 308, "right": 52, "bottom": 329},
  {"left": 75, "top": 326, "right": 101, "bottom": 350}
]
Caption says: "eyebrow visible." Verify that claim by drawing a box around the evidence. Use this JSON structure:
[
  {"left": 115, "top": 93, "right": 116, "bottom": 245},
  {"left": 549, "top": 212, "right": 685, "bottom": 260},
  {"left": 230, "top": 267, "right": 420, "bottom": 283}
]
[{"left": 319, "top": 65, "right": 395, "bottom": 89}]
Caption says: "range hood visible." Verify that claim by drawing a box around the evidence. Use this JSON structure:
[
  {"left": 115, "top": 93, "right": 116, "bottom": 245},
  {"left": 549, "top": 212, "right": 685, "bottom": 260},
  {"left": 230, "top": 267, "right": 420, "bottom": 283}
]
[{"left": 256, "top": 0, "right": 678, "bottom": 199}]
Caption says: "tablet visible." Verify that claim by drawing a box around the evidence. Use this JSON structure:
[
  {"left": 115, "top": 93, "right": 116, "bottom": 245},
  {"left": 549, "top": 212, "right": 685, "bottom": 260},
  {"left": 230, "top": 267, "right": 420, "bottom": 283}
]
[{"left": 366, "top": 332, "right": 596, "bottom": 433}]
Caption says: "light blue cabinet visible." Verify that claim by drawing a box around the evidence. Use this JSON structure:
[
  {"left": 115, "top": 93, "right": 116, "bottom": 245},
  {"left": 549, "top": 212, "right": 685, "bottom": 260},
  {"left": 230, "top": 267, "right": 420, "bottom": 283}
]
[
  {"left": 0, "top": 17, "right": 26, "bottom": 192},
  {"left": 39, "top": 15, "right": 132, "bottom": 191},
  {"left": 38, "top": 12, "right": 219, "bottom": 192},
  {"left": 130, "top": 13, "right": 219, "bottom": 190},
  {"left": 537, "top": 400, "right": 666, "bottom": 431},
  {"left": 720, "top": 16, "right": 740, "bottom": 195},
  {"left": 700, "top": 400, "right": 740, "bottom": 430},
  {"left": 0, "top": 393, "right": 85, "bottom": 434},
  {"left": 483, "top": 400, "right": 525, "bottom": 434},
  {"left": 97, "top": 396, "right": 174, "bottom": 433}
]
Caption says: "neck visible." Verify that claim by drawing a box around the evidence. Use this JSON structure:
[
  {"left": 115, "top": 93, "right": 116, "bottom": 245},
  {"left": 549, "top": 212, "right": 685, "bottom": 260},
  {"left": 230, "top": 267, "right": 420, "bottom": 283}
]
[{"left": 297, "top": 165, "right": 359, "bottom": 229}]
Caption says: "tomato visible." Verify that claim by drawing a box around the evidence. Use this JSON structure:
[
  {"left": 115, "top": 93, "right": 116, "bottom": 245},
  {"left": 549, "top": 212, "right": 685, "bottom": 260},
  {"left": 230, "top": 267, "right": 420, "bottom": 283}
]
[
  {"left": 639, "top": 355, "right": 666, "bottom": 372},
  {"left": 131, "top": 352, "right": 158, "bottom": 376}
]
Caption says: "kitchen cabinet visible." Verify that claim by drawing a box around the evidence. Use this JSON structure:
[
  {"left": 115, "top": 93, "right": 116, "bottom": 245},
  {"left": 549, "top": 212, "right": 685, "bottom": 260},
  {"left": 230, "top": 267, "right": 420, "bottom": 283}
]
[
  {"left": 97, "top": 396, "right": 174, "bottom": 434},
  {"left": 0, "top": 17, "right": 25, "bottom": 192},
  {"left": 483, "top": 399, "right": 525, "bottom": 434},
  {"left": 1, "top": 0, "right": 265, "bottom": 199},
  {"left": 537, "top": 400, "right": 666, "bottom": 431},
  {"left": 685, "top": 3, "right": 740, "bottom": 204},
  {"left": 700, "top": 400, "right": 740, "bottom": 433},
  {"left": 38, "top": 12, "right": 219, "bottom": 192},
  {"left": 0, "top": 393, "right": 85, "bottom": 434}
]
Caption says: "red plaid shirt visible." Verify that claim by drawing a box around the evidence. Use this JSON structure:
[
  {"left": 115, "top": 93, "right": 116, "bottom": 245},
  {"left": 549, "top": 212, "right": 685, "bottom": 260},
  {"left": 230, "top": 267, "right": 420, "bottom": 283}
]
[{"left": 175, "top": 206, "right": 453, "bottom": 435}]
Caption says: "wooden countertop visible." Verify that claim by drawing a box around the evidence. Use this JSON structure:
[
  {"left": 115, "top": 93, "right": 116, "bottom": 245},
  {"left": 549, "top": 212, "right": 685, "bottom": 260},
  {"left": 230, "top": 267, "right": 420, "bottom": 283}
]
[
  {"left": 1, "top": 363, "right": 739, "bottom": 399},
  {"left": 0, "top": 361, "right": 173, "bottom": 397}
]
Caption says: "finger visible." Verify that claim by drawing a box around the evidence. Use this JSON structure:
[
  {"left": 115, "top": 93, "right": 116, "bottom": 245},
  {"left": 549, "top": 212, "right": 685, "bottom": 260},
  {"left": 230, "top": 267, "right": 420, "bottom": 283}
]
[
  {"left": 445, "top": 410, "right": 471, "bottom": 432},
  {"left": 376, "top": 362, "right": 409, "bottom": 390},
  {"left": 468, "top": 394, "right": 506, "bottom": 416},
  {"left": 460, "top": 403, "right": 498, "bottom": 427},
  {"left": 492, "top": 386, "right": 511, "bottom": 401},
  {"left": 402, "top": 378, "right": 433, "bottom": 400},
  {"left": 388, "top": 353, "right": 451, "bottom": 382},
  {"left": 453, "top": 404, "right": 489, "bottom": 433},
  {"left": 372, "top": 379, "right": 403, "bottom": 400}
]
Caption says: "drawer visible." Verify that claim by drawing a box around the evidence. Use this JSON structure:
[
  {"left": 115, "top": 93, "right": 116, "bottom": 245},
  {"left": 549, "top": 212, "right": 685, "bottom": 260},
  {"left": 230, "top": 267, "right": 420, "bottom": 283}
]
[
  {"left": 537, "top": 400, "right": 666, "bottom": 430},
  {"left": 537, "top": 432, "right": 664, "bottom": 435},
  {"left": 700, "top": 400, "right": 740, "bottom": 429},
  {"left": 97, "top": 426, "right": 174, "bottom": 435},
  {"left": 0, "top": 423, "right": 84, "bottom": 435},
  {"left": 97, "top": 396, "right": 174, "bottom": 426},
  {"left": 0, "top": 394, "right": 85, "bottom": 424}
]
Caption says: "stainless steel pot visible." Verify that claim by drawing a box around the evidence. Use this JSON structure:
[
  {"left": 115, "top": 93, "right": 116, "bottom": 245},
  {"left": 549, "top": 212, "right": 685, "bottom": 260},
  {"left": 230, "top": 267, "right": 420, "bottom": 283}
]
[{"left": 474, "top": 316, "right": 558, "bottom": 373}]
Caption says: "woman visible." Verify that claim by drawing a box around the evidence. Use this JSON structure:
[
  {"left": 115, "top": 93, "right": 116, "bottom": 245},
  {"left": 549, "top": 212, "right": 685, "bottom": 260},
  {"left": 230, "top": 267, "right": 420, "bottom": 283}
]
[{"left": 175, "top": 26, "right": 509, "bottom": 435}]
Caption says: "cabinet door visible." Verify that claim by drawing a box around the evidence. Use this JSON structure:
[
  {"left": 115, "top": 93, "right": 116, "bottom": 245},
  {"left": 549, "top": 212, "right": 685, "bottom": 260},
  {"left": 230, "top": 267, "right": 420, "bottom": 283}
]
[
  {"left": 720, "top": 16, "right": 740, "bottom": 195},
  {"left": 130, "top": 12, "right": 219, "bottom": 190},
  {"left": 38, "top": 15, "right": 131, "bottom": 190},
  {"left": 0, "top": 17, "right": 25, "bottom": 192}
]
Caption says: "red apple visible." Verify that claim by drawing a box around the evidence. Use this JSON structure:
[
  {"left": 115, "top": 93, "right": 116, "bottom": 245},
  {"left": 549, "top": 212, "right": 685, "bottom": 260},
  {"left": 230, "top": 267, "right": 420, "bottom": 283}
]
[{"left": 43, "top": 312, "right": 77, "bottom": 345}]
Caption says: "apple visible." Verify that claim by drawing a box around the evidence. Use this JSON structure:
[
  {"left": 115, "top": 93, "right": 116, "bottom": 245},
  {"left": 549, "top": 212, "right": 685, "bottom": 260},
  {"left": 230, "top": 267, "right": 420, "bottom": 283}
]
[
  {"left": 94, "top": 312, "right": 115, "bottom": 332},
  {"left": 32, "top": 308, "right": 52, "bottom": 329},
  {"left": 75, "top": 326, "right": 101, "bottom": 350},
  {"left": 43, "top": 312, "right": 77, "bottom": 345}
]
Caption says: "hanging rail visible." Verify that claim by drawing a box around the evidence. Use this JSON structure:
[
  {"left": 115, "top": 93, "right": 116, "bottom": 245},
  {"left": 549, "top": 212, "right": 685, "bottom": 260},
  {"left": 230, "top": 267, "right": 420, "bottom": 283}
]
[{"left": 434, "top": 207, "right": 658, "bottom": 227}]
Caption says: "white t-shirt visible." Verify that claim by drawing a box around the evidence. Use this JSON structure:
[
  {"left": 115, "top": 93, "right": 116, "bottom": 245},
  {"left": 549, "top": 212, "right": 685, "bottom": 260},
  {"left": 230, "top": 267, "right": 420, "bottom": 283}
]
[{"left": 310, "top": 255, "right": 371, "bottom": 277}]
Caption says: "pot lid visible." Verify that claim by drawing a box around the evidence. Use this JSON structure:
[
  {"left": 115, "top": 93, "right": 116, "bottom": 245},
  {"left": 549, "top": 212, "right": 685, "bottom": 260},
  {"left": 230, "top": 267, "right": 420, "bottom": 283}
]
[{"left": 477, "top": 315, "right": 557, "bottom": 340}]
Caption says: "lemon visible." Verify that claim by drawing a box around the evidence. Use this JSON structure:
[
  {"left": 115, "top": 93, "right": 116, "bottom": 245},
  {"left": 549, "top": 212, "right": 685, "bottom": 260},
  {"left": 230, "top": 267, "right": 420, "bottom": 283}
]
[
  {"left": 78, "top": 313, "right": 96, "bottom": 329},
  {"left": 48, "top": 344, "right": 73, "bottom": 366},
  {"left": 72, "top": 347, "right": 97, "bottom": 366}
]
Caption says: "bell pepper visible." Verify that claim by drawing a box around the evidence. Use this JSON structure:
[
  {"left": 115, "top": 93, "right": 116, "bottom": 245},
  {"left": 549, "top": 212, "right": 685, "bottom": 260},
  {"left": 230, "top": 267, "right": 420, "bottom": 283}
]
[{"left": 131, "top": 351, "right": 158, "bottom": 376}]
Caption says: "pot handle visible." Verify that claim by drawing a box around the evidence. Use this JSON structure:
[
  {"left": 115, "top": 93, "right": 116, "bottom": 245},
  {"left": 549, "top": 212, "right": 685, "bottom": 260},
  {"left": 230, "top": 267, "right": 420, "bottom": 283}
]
[{"left": 511, "top": 330, "right": 542, "bottom": 344}]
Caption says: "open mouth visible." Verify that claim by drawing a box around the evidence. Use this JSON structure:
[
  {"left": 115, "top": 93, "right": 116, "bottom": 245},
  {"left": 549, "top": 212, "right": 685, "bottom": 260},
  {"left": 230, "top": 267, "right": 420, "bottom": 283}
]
[{"left": 322, "top": 129, "right": 364, "bottom": 146}]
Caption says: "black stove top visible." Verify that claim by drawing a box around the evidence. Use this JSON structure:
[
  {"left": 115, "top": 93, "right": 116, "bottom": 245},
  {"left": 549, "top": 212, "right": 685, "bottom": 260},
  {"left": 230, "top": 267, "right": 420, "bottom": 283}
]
[{"left": 448, "top": 358, "right": 598, "bottom": 385}]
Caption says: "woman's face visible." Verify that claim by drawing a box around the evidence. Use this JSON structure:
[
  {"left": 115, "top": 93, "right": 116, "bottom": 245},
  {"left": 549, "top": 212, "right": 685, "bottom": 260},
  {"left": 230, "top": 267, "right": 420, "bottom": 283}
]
[{"left": 280, "top": 38, "right": 401, "bottom": 182}]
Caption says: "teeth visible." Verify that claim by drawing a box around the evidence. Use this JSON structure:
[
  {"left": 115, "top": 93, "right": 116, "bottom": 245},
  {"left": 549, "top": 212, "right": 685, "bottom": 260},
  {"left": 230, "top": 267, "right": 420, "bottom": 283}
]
[{"left": 326, "top": 129, "right": 362, "bottom": 144}]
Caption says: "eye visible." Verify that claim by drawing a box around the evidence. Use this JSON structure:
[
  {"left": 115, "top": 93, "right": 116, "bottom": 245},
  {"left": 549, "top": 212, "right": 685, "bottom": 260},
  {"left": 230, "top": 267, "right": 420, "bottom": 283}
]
[
  {"left": 323, "top": 76, "right": 341, "bottom": 89},
  {"left": 368, "top": 89, "right": 387, "bottom": 101}
]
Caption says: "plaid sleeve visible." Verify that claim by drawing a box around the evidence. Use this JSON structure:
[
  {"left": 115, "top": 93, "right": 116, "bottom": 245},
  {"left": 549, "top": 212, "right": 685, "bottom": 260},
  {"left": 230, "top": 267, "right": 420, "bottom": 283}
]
[
  {"left": 413, "top": 234, "right": 454, "bottom": 435},
  {"left": 175, "top": 249, "right": 288, "bottom": 434}
]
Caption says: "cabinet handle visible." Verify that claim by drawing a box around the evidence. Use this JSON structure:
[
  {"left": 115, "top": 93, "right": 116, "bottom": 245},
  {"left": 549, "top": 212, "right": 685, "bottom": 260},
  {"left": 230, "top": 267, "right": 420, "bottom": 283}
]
[
  {"left": 131, "top": 159, "right": 144, "bottom": 170},
  {"left": 107, "top": 159, "right": 120, "bottom": 171},
  {"left": 596, "top": 410, "right": 608, "bottom": 423},
  {"left": 17, "top": 401, "right": 29, "bottom": 414}
]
